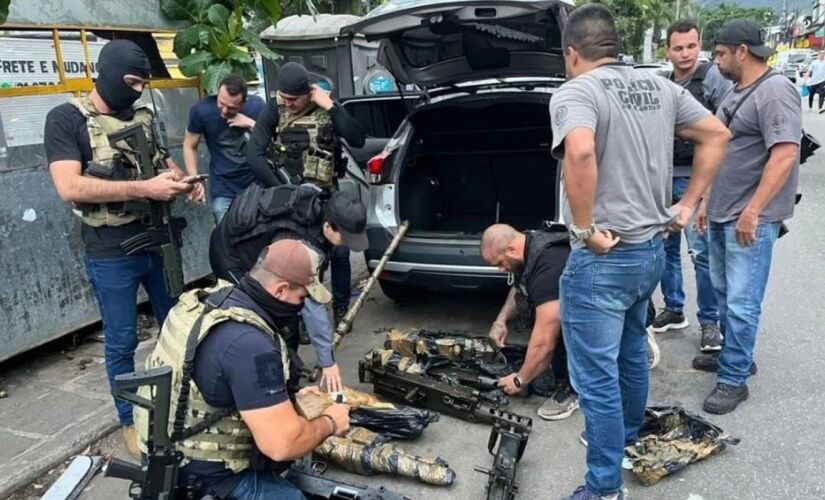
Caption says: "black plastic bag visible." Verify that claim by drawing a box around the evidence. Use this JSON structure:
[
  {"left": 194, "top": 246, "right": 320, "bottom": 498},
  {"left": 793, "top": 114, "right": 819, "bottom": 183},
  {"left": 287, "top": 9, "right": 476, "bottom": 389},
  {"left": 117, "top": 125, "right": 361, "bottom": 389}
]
[{"left": 349, "top": 405, "right": 439, "bottom": 440}]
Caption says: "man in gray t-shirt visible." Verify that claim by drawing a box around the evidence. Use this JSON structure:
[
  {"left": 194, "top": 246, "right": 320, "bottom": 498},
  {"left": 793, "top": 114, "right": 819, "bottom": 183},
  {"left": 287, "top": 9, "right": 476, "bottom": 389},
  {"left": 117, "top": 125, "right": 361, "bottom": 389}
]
[
  {"left": 696, "top": 19, "right": 801, "bottom": 416},
  {"left": 549, "top": 5, "right": 730, "bottom": 500}
]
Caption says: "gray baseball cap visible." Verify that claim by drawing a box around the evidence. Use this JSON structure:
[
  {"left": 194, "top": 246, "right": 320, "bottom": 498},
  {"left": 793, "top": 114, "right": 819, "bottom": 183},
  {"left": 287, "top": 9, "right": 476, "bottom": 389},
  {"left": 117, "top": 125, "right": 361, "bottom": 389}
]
[{"left": 715, "top": 19, "right": 775, "bottom": 58}]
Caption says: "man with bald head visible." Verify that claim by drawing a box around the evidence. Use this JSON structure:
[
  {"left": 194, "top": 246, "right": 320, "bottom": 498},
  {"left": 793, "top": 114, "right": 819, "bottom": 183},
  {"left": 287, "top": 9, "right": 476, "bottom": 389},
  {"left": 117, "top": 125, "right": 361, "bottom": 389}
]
[{"left": 480, "top": 222, "right": 577, "bottom": 421}]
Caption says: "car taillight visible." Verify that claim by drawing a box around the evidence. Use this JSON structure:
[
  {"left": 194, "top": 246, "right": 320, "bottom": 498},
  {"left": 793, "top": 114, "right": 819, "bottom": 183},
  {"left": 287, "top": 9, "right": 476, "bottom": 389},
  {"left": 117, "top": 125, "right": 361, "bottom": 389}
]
[{"left": 367, "top": 150, "right": 390, "bottom": 175}]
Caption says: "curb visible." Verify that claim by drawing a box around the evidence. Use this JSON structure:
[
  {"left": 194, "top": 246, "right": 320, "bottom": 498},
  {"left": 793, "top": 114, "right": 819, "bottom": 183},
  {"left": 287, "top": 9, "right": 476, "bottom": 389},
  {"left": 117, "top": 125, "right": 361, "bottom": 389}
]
[{"left": 0, "top": 412, "right": 119, "bottom": 499}]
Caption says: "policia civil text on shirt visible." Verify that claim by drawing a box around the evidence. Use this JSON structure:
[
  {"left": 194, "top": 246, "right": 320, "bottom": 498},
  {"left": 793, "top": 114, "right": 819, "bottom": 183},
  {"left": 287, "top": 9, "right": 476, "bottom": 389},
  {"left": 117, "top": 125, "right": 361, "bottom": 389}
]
[
  {"left": 43, "top": 40, "right": 197, "bottom": 459},
  {"left": 246, "top": 62, "right": 367, "bottom": 326},
  {"left": 136, "top": 239, "right": 350, "bottom": 500},
  {"left": 209, "top": 183, "right": 368, "bottom": 393},
  {"left": 548, "top": 5, "right": 730, "bottom": 500}
]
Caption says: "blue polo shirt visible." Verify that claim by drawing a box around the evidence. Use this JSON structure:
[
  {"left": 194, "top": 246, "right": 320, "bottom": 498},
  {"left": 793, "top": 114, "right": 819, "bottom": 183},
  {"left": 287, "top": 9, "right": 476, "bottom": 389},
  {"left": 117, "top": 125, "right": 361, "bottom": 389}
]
[{"left": 187, "top": 95, "right": 265, "bottom": 198}]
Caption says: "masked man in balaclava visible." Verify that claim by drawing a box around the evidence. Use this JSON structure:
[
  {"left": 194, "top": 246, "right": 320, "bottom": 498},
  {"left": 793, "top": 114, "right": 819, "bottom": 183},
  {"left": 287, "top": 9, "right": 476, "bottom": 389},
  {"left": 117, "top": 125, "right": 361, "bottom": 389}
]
[{"left": 44, "top": 39, "right": 196, "bottom": 458}]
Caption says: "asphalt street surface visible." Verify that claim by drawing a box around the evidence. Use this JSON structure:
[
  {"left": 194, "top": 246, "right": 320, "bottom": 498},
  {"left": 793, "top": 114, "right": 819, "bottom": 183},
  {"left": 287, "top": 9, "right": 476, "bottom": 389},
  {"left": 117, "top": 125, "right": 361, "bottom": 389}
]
[{"left": 9, "top": 113, "right": 825, "bottom": 500}]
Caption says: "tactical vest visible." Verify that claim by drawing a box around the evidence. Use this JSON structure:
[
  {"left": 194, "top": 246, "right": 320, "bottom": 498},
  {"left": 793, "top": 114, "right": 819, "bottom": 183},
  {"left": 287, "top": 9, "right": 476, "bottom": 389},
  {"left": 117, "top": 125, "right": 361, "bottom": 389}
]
[
  {"left": 672, "top": 62, "right": 714, "bottom": 166},
  {"left": 135, "top": 282, "right": 290, "bottom": 473},
  {"left": 221, "top": 183, "right": 328, "bottom": 270},
  {"left": 273, "top": 103, "right": 336, "bottom": 188},
  {"left": 513, "top": 229, "right": 569, "bottom": 324},
  {"left": 70, "top": 96, "right": 158, "bottom": 227}
]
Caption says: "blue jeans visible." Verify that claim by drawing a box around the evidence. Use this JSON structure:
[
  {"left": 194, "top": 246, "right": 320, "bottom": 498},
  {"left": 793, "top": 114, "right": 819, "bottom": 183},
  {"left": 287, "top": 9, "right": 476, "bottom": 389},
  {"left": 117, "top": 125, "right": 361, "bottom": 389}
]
[
  {"left": 708, "top": 220, "right": 780, "bottom": 387},
  {"left": 228, "top": 469, "right": 306, "bottom": 500},
  {"left": 662, "top": 176, "right": 719, "bottom": 324},
  {"left": 84, "top": 253, "right": 175, "bottom": 426},
  {"left": 211, "top": 195, "right": 233, "bottom": 224},
  {"left": 330, "top": 245, "right": 352, "bottom": 308},
  {"left": 560, "top": 238, "right": 664, "bottom": 495}
]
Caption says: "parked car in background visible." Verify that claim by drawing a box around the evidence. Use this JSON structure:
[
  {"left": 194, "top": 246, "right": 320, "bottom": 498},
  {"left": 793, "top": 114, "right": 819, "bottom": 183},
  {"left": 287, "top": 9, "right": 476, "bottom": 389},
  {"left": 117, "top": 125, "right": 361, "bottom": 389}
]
[
  {"left": 798, "top": 52, "right": 817, "bottom": 81},
  {"left": 776, "top": 49, "right": 815, "bottom": 83},
  {"left": 339, "top": 0, "right": 573, "bottom": 300}
]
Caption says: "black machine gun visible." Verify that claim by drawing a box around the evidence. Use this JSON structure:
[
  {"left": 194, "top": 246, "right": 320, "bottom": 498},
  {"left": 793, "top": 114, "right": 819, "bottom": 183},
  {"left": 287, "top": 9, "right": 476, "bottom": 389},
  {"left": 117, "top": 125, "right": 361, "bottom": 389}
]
[
  {"left": 359, "top": 351, "right": 522, "bottom": 426},
  {"left": 105, "top": 366, "right": 183, "bottom": 500},
  {"left": 110, "top": 123, "right": 187, "bottom": 297},
  {"left": 474, "top": 412, "right": 532, "bottom": 500},
  {"left": 286, "top": 457, "right": 412, "bottom": 500}
]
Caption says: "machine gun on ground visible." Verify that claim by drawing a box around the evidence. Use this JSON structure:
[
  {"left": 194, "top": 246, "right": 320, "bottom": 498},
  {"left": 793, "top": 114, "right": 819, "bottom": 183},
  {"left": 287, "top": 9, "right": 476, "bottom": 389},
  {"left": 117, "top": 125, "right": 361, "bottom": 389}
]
[
  {"left": 474, "top": 412, "right": 532, "bottom": 500},
  {"left": 286, "top": 456, "right": 413, "bottom": 500},
  {"left": 359, "top": 351, "right": 520, "bottom": 425},
  {"left": 109, "top": 123, "right": 187, "bottom": 297}
]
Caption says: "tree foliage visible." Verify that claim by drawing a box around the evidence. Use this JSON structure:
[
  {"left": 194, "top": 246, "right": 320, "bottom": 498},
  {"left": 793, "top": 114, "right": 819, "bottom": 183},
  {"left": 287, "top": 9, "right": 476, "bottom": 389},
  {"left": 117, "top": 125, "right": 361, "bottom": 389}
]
[
  {"left": 0, "top": 0, "right": 10, "bottom": 25},
  {"left": 161, "top": 0, "right": 281, "bottom": 93},
  {"left": 698, "top": 3, "right": 777, "bottom": 48},
  {"left": 574, "top": 0, "right": 678, "bottom": 57}
]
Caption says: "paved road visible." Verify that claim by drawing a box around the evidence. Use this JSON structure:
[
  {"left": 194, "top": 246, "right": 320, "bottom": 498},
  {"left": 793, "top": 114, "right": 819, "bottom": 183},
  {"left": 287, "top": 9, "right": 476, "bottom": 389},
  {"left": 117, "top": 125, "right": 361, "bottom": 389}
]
[{"left": 8, "top": 113, "right": 825, "bottom": 500}]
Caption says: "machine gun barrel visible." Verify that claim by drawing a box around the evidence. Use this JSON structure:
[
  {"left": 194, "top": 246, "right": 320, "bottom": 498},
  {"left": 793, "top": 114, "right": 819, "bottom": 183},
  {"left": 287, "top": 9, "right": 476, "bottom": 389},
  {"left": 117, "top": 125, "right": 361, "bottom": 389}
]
[
  {"left": 108, "top": 123, "right": 186, "bottom": 297},
  {"left": 286, "top": 458, "right": 412, "bottom": 500},
  {"left": 359, "top": 352, "right": 519, "bottom": 425},
  {"left": 333, "top": 220, "right": 410, "bottom": 346}
]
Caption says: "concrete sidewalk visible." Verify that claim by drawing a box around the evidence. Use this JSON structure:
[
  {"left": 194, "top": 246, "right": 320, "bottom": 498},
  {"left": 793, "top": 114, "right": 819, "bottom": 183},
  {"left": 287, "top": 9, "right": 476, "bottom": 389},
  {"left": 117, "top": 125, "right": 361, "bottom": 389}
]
[{"left": 0, "top": 319, "right": 156, "bottom": 499}]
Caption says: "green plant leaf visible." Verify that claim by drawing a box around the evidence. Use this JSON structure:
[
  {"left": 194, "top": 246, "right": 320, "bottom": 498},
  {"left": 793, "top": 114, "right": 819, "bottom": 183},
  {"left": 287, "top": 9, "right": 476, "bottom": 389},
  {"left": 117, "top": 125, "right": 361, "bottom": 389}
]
[
  {"left": 0, "top": 0, "right": 11, "bottom": 25},
  {"left": 239, "top": 61, "right": 260, "bottom": 82},
  {"left": 203, "top": 61, "right": 233, "bottom": 93},
  {"left": 241, "top": 28, "right": 280, "bottom": 61},
  {"left": 228, "top": 46, "right": 254, "bottom": 64},
  {"left": 161, "top": 0, "right": 198, "bottom": 21},
  {"left": 257, "top": 0, "right": 281, "bottom": 23},
  {"left": 207, "top": 3, "right": 231, "bottom": 29},
  {"left": 178, "top": 50, "right": 214, "bottom": 76},
  {"left": 228, "top": 8, "right": 243, "bottom": 39},
  {"left": 173, "top": 25, "right": 208, "bottom": 58}
]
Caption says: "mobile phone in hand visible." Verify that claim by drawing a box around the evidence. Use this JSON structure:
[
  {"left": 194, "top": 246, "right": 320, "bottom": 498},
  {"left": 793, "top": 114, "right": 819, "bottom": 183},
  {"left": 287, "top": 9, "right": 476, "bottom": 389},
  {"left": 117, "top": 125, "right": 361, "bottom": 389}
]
[{"left": 182, "top": 174, "right": 209, "bottom": 184}]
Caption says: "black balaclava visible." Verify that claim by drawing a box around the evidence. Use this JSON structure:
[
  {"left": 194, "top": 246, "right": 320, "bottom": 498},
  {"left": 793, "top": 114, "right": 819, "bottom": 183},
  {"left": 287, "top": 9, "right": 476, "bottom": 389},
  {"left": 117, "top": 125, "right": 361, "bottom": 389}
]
[
  {"left": 95, "top": 40, "right": 151, "bottom": 112},
  {"left": 277, "top": 62, "right": 310, "bottom": 96}
]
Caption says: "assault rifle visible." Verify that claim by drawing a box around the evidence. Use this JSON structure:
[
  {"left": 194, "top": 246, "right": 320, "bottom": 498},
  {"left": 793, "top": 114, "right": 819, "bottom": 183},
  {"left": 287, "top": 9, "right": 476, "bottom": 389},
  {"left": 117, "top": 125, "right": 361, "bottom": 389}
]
[
  {"left": 358, "top": 351, "right": 520, "bottom": 425},
  {"left": 105, "top": 366, "right": 183, "bottom": 500},
  {"left": 286, "top": 457, "right": 412, "bottom": 500},
  {"left": 110, "top": 123, "right": 187, "bottom": 297},
  {"left": 474, "top": 412, "right": 532, "bottom": 500}
]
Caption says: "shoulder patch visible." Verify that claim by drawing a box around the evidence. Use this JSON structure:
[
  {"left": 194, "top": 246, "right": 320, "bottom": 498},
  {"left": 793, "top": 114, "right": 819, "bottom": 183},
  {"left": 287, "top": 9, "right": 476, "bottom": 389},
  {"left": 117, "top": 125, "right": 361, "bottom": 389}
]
[{"left": 253, "top": 351, "right": 285, "bottom": 391}]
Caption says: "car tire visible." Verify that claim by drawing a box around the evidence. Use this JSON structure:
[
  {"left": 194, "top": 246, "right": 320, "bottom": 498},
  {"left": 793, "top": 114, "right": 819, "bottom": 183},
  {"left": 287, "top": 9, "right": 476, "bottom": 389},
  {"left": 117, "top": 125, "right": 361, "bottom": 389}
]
[{"left": 378, "top": 279, "right": 422, "bottom": 302}]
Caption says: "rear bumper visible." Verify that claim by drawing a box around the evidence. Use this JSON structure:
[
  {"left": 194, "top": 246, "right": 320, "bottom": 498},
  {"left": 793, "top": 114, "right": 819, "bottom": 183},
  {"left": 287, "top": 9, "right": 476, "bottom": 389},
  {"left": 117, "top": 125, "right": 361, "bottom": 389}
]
[
  {"left": 369, "top": 259, "right": 509, "bottom": 291},
  {"left": 365, "top": 226, "right": 509, "bottom": 292}
]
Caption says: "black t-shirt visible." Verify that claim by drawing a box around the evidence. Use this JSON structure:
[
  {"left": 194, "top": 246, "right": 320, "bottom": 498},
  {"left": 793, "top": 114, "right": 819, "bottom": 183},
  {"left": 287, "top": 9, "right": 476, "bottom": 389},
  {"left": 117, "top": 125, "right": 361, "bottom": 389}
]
[
  {"left": 43, "top": 102, "right": 145, "bottom": 257},
  {"left": 178, "top": 288, "right": 290, "bottom": 497},
  {"left": 524, "top": 234, "right": 571, "bottom": 307}
]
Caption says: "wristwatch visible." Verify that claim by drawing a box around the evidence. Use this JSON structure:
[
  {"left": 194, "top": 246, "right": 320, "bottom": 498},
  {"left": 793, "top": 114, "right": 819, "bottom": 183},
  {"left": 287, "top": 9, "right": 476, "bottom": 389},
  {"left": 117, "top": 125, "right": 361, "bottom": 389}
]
[
  {"left": 569, "top": 222, "right": 598, "bottom": 242},
  {"left": 513, "top": 374, "right": 523, "bottom": 389}
]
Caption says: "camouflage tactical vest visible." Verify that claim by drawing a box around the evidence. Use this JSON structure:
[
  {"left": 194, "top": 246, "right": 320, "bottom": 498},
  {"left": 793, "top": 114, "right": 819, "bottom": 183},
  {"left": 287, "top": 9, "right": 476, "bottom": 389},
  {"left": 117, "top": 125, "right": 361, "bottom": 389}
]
[
  {"left": 273, "top": 103, "right": 335, "bottom": 188},
  {"left": 69, "top": 96, "right": 158, "bottom": 227},
  {"left": 135, "top": 282, "right": 290, "bottom": 473}
]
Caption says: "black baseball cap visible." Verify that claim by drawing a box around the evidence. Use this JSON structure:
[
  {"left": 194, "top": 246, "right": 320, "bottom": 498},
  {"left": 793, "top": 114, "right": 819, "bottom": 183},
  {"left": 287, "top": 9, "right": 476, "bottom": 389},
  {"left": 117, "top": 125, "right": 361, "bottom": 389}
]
[
  {"left": 715, "top": 19, "right": 775, "bottom": 58},
  {"left": 325, "top": 191, "right": 368, "bottom": 252}
]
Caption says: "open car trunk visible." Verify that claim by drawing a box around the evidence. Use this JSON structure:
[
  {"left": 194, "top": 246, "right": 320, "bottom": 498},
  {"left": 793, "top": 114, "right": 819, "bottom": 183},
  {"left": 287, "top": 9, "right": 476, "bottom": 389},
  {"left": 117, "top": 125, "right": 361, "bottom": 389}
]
[{"left": 398, "top": 95, "right": 557, "bottom": 237}]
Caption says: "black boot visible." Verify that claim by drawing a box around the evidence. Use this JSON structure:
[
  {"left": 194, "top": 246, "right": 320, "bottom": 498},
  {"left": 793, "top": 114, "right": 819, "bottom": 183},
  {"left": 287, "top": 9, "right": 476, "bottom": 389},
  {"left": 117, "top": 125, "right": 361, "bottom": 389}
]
[
  {"left": 703, "top": 383, "right": 749, "bottom": 414},
  {"left": 692, "top": 353, "right": 757, "bottom": 375},
  {"left": 333, "top": 303, "right": 348, "bottom": 327},
  {"left": 298, "top": 319, "right": 310, "bottom": 345}
]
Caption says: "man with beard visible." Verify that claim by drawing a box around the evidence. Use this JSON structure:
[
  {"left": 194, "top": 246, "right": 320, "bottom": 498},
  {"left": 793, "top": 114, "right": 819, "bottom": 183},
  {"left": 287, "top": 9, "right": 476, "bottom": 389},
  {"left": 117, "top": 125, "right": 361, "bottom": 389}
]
[
  {"left": 183, "top": 73, "right": 265, "bottom": 222},
  {"left": 695, "top": 19, "right": 801, "bottom": 414},
  {"left": 549, "top": 5, "right": 729, "bottom": 499},
  {"left": 651, "top": 19, "right": 731, "bottom": 353},
  {"left": 44, "top": 40, "right": 195, "bottom": 457},
  {"left": 480, "top": 223, "right": 578, "bottom": 421}
]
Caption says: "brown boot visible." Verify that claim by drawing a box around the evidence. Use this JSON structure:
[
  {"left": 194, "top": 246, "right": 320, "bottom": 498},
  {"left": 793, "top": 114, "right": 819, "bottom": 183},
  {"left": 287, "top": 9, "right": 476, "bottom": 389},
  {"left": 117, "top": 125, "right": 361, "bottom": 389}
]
[{"left": 122, "top": 425, "right": 141, "bottom": 459}]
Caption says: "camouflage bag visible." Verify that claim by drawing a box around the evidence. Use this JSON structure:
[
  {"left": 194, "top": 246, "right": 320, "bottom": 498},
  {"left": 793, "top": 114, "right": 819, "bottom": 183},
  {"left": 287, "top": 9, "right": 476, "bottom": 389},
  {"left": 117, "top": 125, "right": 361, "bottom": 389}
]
[{"left": 626, "top": 405, "right": 740, "bottom": 485}]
